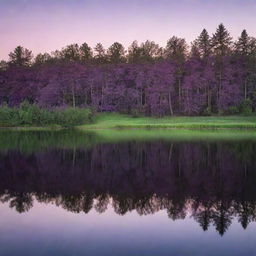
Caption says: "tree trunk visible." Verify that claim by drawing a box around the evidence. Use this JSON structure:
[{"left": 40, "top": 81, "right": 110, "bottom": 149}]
[
  {"left": 244, "top": 79, "right": 247, "bottom": 100},
  {"left": 90, "top": 79, "right": 93, "bottom": 107},
  {"left": 84, "top": 93, "right": 87, "bottom": 106},
  {"left": 101, "top": 76, "right": 106, "bottom": 111},
  {"left": 217, "top": 69, "right": 222, "bottom": 113},
  {"left": 62, "top": 90, "right": 65, "bottom": 105},
  {"left": 101, "top": 86, "right": 104, "bottom": 111},
  {"left": 178, "top": 78, "right": 181, "bottom": 111},
  {"left": 207, "top": 86, "right": 211, "bottom": 112},
  {"left": 72, "top": 85, "right": 76, "bottom": 108},
  {"left": 168, "top": 92, "right": 174, "bottom": 116}
]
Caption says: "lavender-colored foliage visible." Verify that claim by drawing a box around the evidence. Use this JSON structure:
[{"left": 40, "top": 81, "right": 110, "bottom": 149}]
[{"left": 1, "top": 25, "right": 256, "bottom": 115}]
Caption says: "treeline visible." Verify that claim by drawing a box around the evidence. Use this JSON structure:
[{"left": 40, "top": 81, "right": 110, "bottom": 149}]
[{"left": 1, "top": 23, "right": 256, "bottom": 116}]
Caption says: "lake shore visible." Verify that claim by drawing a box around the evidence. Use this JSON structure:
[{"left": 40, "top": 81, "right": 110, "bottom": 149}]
[
  {"left": 78, "top": 113, "right": 256, "bottom": 130},
  {"left": 1, "top": 113, "right": 256, "bottom": 130}
]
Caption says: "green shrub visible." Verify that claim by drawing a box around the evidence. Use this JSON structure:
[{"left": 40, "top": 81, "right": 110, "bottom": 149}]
[
  {"left": 18, "top": 100, "right": 41, "bottom": 125},
  {"left": 0, "top": 101, "right": 93, "bottom": 127},
  {"left": 227, "top": 106, "right": 239, "bottom": 115},
  {"left": 239, "top": 99, "right": 252, "bottom": 115},
  {"left": 41, "top": 109, "right": 59, "bottom": 126},
  {"left": 0, "top": 104, "right": 13, "bottom": 126},
  {"left": 202, "top": 107, "right": 211, "bottom": 116},
  {"left": 131, "top": 109, "right": 141, "bottom": 118},
  {"left": 55, "top": 108, "right": 93, "bottom": 127}
]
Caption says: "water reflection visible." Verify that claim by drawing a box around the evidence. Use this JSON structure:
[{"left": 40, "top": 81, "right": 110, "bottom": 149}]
[{"left": 1, "top": 130, "right": 256, "bottom": 236}]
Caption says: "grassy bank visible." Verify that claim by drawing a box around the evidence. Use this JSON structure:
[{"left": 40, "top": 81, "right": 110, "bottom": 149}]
[
  {"left": 1, "top": 107, "right": 256, "bottom": 130},
  {"left": 79, "top": 113, "right": 256, "bottom": 130}
]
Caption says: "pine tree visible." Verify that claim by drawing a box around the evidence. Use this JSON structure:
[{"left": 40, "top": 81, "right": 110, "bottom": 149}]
[
  {"left": 235, "top": 30, "right": 250, "bottom": 55},
  {"left": 211, "top": 23, "right": 232, "bottom": 56},
  {"left": 235, "top": 30, "right": 251, "bottom": 99},
  {"left": 196, "top": 29, "right": 212, "bottom": 58}
]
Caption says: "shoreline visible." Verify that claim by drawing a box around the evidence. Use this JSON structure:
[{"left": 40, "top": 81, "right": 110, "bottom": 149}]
[{"left": 1, "top": 114, "right": 256, "bottom": 131}]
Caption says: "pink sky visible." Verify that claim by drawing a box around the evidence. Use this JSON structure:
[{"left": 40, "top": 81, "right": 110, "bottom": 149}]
[{"left": 1, "top": 0, "right": 256, "bottom": 60}]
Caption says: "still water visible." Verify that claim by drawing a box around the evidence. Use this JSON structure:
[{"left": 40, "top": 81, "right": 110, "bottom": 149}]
[{"left": 0, "top": 130, "right": 256, "bottom": 256}]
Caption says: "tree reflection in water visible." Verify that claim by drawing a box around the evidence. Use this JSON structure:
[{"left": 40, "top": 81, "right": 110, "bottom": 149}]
[{"left": 1, "top": 138, "right": 256, "bottom": 236}]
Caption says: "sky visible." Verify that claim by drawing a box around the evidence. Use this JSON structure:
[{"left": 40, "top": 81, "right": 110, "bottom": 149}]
[{"left": 0, "top": 0, "right": 256, "bottom": 60}]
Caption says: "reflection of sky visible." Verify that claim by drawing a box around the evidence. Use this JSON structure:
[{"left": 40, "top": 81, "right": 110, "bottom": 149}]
[
  {"left": 0, "top": 200, "right": 256, "bottom": 256},
  {"left": 0, "top": 0, "right": 256, "bottom": 60}
]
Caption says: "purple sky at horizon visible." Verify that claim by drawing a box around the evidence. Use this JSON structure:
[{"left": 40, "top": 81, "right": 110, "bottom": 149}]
[{"left": 0, "top": 0, "right": 256, "bottom": 60}]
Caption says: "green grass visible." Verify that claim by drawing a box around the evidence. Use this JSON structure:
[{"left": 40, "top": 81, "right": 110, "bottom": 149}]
[
  {"left": 1, "top": 113, "right": 256, "bottom": 131},
  {"left": 78, "top": 113, "right": 256, "bottom": 130}
]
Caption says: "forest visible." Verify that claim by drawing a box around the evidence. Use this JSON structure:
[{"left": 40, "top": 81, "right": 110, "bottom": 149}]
[{"left": 1, "top": 24, "right": 256, "bottom": 116}]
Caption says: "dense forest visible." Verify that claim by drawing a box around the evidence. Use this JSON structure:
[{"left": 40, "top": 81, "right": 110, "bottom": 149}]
[{"left": 1, "top": 24, "right": 256, "bottom": 116}]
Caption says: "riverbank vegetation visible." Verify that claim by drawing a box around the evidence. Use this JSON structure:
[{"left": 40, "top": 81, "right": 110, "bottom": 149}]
[
  {"left": 0, "top": 101, "right": 92, "bottom": 127},
  {"left": 1, "top": 24, "right": 256, "bottom": 117},
  {"left": 0, "top": 101, "right": 255, "bottom": 129}
]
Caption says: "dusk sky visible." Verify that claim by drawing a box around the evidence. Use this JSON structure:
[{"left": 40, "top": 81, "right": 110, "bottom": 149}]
[{"left": 1, "top": 0, "right": 256, "bottom": 60}]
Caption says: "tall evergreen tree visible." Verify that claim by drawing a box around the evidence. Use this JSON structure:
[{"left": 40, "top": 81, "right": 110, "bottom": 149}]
[
  {"left": 211, "top": 23, "right": 232, "bottom": 56},
  {"left": 195, "top": 29, "right": 212, "bottom": 58},
  {"left": 235, "top": 30, "right": 250, "bottom": 56},
  {"left": 235, "top": 30, "right": 251, "bottom": 100},
  {"left": 211, "top": 24, "right": 233, "bottom": 112}
]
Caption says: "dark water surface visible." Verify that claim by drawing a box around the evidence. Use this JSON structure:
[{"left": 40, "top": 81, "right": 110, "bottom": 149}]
[{"left": 1, "top": 130, "right": 256, "bottom": 256}]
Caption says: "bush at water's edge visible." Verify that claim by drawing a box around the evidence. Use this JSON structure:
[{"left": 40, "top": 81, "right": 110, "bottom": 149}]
[{"left": 0, "top": 101, "right": 93, "bottom": 127}]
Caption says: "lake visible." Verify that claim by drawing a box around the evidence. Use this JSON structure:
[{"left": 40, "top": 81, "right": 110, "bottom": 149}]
[{"left": 0, "top": 129, "right": 256, "bottom": 256}]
